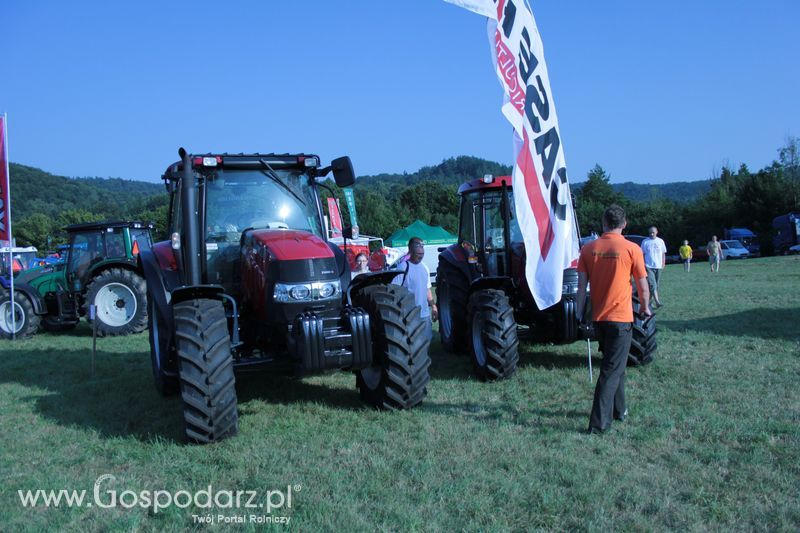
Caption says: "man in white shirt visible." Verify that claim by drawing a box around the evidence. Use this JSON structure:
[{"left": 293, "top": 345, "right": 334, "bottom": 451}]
[
  {"left": 641, "top": 226, "right": 667, "bottom": 307},
  {"left": 392, "top": 237, "right": 438, "bottom": 341}
]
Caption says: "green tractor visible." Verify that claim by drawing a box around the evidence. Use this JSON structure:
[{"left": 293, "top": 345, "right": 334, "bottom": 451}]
[{"left": 0, "top": 221, "right": 153, "bottom": 338}]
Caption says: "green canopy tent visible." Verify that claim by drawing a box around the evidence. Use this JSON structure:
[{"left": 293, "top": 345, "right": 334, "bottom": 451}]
[{"left": 386, "top": 220, "right": 457, "bottom": 247}]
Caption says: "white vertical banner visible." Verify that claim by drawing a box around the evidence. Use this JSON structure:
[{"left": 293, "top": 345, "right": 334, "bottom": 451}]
[{"left": 445, "top": 0, "right": 579, "bottom": 309}]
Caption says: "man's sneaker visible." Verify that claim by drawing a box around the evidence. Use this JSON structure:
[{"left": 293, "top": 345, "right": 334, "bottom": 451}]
[{"left": 614, "top": 409, "right": 628, "bottom": 422}]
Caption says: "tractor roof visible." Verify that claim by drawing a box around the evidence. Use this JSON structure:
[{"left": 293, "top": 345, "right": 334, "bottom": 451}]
[
  {"left": 65, "top": 220, "right": 154, "bottom": 233},
  {"left": 457, "top": 175, "right": 513, "bottom": 196},
  {"left": 162, "top": 152, "right": 321, "bottom": 180}
]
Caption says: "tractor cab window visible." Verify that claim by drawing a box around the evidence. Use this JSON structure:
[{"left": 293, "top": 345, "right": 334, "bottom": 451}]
[
  {"left": 460, "top": 190, "right": 520, "bottom": 277},
  {"left": 459, "top": 192, "right": 480, "bottom": 248},
  {"left": 68, "top": 231, "right": 103, "bottom": 282},
  {"left": 204, "top": 168, "right": 321, "bottom": 242},
  {"left": 131, "top": 228, "right": 152, "bottom": 253},
  {"left": 104, "top": 228, "right": 126, "bottom": 258}
]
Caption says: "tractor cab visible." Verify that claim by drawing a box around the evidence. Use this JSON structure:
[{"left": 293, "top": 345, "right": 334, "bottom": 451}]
[
  {"left": 456, "top": 175, "right": 522, "bottom": 279},
  {"left": 64, "top": 222, "right": 152, "bottom": 292}
]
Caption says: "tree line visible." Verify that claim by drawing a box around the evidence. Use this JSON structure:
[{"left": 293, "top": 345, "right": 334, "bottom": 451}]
[
  {"left": 8, "top": 138, "right": 799, "bottom": 256},
  {"left": 575, "top": 136, "right": 799, "bottom": 254}
]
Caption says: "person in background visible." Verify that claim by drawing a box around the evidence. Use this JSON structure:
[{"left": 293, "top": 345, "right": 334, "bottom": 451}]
[
  {"left": 707, "top": 235, "right": 722, "bottom": 273},
  {"left": 351, "top": 252, "right": 370, "bottom": 278},
  {"left": 576, "top": 205, "right": 651, "bottom": 435},
  {"left": 679, "top": 240, "right": 693, "bottom": 272},
  {"left": 392, "top": 237, "right": 437, "bottom": 342},
  {"left": 641, "top": 226, "right": 667, "bottom": 308}
]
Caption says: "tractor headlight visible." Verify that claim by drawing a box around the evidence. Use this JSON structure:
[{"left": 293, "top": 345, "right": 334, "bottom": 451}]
[
  {"left": 289, "top": 285, "right": 311, "bottom": 300},
  {"left": 317, "top": 282, "right": 337, "bottom": 299},
  {"left": 274, "top": 280, "right": 340, "bottom": 302}
]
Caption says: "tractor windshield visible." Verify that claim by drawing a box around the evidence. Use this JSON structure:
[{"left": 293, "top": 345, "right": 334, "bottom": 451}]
[{"left": 204, "top": 169, "right": 322, "bottom": 242}]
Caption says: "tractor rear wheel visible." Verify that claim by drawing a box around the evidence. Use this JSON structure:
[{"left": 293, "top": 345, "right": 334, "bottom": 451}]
[
  {"left": 354, "top": 284, "right": 431, "bottom": 409},
  {"left": 436, "top": 262, "right": 469, "bottom": 353},
  {"left": 85, "top": 268, "right": 147, "bottom": 336},
  {"left": 0, "top": 291, "right": 41, "bottom": 339},
  {"left": 149, "top": 292, "right": 178, "bottom": 396},
  {"left": 467, "top": 289, "right": 519, "bottom": 381},
  {"left": 174, "top": 298, "right": 238, "bottom": 443},
  {"left": 629, "top": 293, "right": 657, "bottom": 366}
]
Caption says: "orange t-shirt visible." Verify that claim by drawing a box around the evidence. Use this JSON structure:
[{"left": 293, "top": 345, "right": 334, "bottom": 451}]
[{"left": 577, "top": 233, "right": 647, "bottom": 322}]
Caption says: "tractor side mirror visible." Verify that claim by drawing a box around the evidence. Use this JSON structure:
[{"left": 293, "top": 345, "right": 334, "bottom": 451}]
[{"left": 331, "top": 156, "right": 356, "bottom": 188}]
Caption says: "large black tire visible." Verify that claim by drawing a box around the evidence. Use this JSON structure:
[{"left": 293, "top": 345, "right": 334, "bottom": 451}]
[
  {"left": 467, "top": 289, "right": 519, "bottom": 381},
  {"left": 174, "top": 298, "right": 238, "bottom": 443},
  {"left": 0, "top": 291, "right": 41, "bottom": 339},
  {"left": 436, "top": 261, "right": 469, "bottom": 353},
  {"left": 629, "top": 293, "right": 657, "bottom": 366},
  {"left": 354, "top": 284, "right": 431, "bottom": 410},
  {"left": 148, "top": 292, "right": 178, "bottom": 396},
  {"left": 84, "top": 268, "right": 148, "bottom": 336}
]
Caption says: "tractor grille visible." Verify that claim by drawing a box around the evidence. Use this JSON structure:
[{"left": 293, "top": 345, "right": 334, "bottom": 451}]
[{"left": 272, "top": 258, "right": 339, "bottom": 283}]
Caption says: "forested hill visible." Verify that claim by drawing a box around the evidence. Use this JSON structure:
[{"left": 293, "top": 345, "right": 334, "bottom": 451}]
[
  {"left": 362, "top": 156, "right": 711, "bottom": 204},
  {"left": 8, "top": 163, "right": 163, "bottom": 221}
]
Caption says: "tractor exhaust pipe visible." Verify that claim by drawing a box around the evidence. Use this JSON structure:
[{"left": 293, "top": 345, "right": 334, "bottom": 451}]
[{"left": 179, "top": 148, "right": 202, "bottom": 286}]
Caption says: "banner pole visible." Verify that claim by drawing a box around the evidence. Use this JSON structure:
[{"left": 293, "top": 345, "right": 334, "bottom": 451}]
[{"left": 2, "top": 114, "right": 15, "bottom": 339}]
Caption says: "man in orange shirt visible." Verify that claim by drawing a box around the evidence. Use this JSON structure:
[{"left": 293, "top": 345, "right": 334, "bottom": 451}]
[{"left": 576, "top": 205, "right": 652, "bottom": 434}]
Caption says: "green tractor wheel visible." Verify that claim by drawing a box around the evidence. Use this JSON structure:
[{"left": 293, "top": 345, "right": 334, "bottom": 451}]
[
  {"left": 0, "top": 291, "right": 41, "bottom": 339},
  {"left": 85, "top": 268, "right": 148, "bottom": 336}
]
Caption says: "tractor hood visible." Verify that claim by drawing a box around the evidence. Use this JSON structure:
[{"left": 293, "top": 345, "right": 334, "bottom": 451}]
[{"left": 250, "top": 229, "right": 334, "bottom": 261}]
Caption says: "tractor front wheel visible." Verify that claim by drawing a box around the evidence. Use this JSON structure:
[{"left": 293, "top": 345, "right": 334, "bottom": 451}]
[
  {"left": 0, "top": 291, "right": 41, "bottom": 339},
  {"left": 85, "top": 268, "right": 148, "bottom": 336},
  {"left": 354, "top": 284, "right": 431, "bottom": 409},
  {"left": 467, "top": 289, "right": 519, "bottom": 381},
  {"left": 174, "top": 298, "right": 238, "bottom": 443}
]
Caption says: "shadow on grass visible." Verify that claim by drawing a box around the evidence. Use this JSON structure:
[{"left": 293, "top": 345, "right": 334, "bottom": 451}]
[
  {"left": 428, "top": 343, "right": 591, "bottom": 381},
  {"left": 660, "top": 307, "right": 800, "bottom": 341},
  {"left": 0, "top": 347, "right": 368, "bottom": 444}
]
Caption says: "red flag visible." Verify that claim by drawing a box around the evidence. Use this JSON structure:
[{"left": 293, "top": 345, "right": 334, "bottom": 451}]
[
  {"left": 0, "top": 115, "right": 10, "bottom": 242},
  {"left": 326, "top": 197, "right": 343, "bottom": 237}
]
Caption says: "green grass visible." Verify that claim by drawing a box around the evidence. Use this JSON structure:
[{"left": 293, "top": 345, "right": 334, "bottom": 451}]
[{"left": 1, "top": 256, "right": 799, "bottom": 531}]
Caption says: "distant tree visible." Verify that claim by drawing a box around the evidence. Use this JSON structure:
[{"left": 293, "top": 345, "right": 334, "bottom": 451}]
[
  {"left": 575, "top": 164, "right": 623, "bottom": 234},
  {"left": 14, "top": 213, "right": 55, "bottom": 250},
  {"left": 778, "top": 135, "right": 799, "bottom": 209}
]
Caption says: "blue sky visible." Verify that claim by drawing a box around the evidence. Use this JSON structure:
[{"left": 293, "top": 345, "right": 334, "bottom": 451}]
[{"left": 2, "top": 1, "right": 797, "bottom": 184}]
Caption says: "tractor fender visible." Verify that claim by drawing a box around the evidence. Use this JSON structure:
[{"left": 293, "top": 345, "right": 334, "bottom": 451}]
[
  {"left": 139, "top": 250, "right": 175, "bottom": 331},
  {"left": 469, "top": 276, "right": 514, "bottom": 298},
  {"left": 87, "top": 258, "right": 140, "bottom": 282},
  {"left": 171, "top": 284, "right": 225, "bottom": 306},
  {"left": 438, "top": 244, "right": 477, "bottom": 285},
  {"left": 4, "top": 282, "right": 47, "bottom": 315},
  {"left": 346, "top": 271, "right": 399, "bottom": 305}
]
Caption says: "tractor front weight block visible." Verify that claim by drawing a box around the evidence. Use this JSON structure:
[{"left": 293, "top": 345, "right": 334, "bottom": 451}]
[{"left": 291, "top": 307, "right": 372, "bottom": 373}]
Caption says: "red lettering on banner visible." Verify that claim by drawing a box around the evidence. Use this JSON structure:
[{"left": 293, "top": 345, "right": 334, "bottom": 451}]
[
  {"left": 518, "top": 130, "right": 554, "bottom": 259},
  {"left": 494, "top": 31, "right": 525, "bottom": 114}
]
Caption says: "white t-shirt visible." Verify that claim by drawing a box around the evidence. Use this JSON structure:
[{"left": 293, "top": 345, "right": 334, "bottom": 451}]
[
  {"left": 392, "top": 260, "right": 432, "bottom": 318},
  {"left": 641, "top": 237, "right": 667, "bottom": 269}
]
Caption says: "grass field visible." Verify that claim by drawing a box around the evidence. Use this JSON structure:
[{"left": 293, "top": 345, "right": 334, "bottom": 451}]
[{"left": 1, "top": 256, "right": 798, "bottom": 531}]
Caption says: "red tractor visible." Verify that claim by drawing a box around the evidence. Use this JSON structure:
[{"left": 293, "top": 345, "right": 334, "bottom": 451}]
[
  {"left": 436, "top": 175, "right": 656, "bottom": 380},
  {"left": 141, "top": 149, "right": 431, "bottom": 443}
]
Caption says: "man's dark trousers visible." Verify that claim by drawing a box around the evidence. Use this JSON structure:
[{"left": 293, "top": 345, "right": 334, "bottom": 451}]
[{"left": 589, "top": 321, "right": 633, "bottom": 431}]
